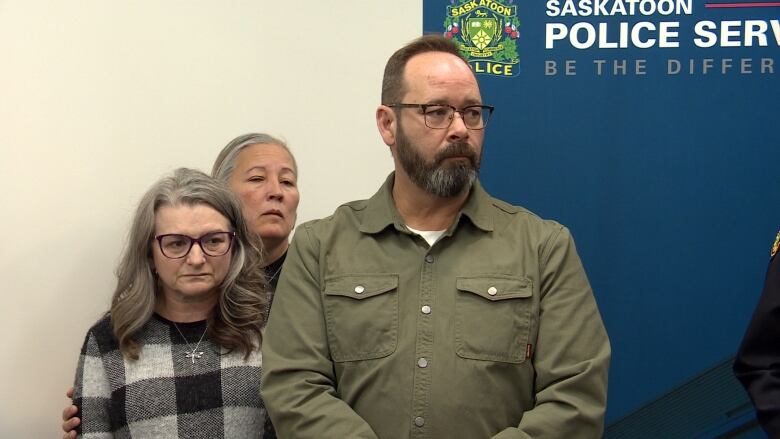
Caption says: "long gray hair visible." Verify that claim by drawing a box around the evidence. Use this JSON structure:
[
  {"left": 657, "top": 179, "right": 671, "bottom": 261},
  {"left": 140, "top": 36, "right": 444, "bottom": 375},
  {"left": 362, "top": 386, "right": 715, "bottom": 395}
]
[
  {"left": 111, "top": 168, "right": 267, "bottom": 359},
  {"left": 212, "top": 133, "right": 297, "bottom": 183}
]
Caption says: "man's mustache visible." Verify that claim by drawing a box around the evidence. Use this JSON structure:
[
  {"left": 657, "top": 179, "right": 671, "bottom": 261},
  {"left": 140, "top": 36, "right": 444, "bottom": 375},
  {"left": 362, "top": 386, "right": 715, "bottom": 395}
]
[{"left": 434, "top": 142, "right": 478, "bottom": 167}]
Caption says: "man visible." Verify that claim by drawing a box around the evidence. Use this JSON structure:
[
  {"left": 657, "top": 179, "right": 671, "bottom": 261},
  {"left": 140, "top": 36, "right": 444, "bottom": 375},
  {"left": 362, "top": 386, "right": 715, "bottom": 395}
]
[
  {"left": 734, "top": 230, "right": 780, "bottom": 438},
  {"left": 261, "top": 35, "right": 610, "bottom": 438}
]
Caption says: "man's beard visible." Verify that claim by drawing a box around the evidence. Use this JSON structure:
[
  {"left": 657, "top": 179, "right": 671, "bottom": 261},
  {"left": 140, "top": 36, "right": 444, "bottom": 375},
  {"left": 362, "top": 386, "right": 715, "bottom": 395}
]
[{"left": 395, "top": 125, "right": 480, "bottom": 198}]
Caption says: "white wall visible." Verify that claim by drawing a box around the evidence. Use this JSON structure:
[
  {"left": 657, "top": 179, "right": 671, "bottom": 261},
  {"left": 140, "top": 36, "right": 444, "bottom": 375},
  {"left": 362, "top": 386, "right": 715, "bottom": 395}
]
[{"left": 0, "top": 1, "right": 420, "bottom": 436}]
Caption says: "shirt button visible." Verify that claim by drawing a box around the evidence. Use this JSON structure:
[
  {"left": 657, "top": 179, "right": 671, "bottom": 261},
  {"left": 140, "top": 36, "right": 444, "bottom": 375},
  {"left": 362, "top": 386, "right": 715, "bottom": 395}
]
[
  {"left": 417, "top": 357, "right": 428, "bottom": 368},
  {"left": 414, "top": 416, "right": 425, "bottom": 427},
  {"left": 421, "top": 305, "right": 431, "bottom": 314},
  {"left": 354, "top": 285, "right": 365, "bottom": 294},
  {"left": 425, "top": 254, "right": 434, "bottom": 263},
  {"left": 487, "top": 286, "right": 498, "bottom": 296}
]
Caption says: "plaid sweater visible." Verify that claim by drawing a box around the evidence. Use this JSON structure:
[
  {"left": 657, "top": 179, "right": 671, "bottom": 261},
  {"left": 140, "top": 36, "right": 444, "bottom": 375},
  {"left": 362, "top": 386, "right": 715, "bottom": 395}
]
[{"left": 73, "top": 314, "right": 268, "bottom": 438}]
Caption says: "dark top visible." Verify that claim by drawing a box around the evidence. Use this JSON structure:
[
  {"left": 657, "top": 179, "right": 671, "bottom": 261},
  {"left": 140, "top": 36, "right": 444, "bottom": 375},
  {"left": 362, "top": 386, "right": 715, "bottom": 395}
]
[
  {"left": 260, "top": 250, "right": 286, "bottom": 439},
  {"left": 262, "top": 250, "right": 286, "bottom": 324},
  {"left": 264, "top": 250, "right": 287, "bottom": 291},
  {"left": 735, "top": 242, "right": 780, "bottom": 438}
]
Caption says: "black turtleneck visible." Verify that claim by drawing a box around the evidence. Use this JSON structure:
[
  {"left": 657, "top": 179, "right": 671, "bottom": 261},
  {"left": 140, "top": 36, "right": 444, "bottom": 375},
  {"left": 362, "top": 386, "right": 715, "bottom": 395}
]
[
  {"left": 263, "top": 250, "right": 286, "bottom": 291},
  {"left": 260, "top": 251, "right": 286, "bottom": 439},
  {"left": 261, "top": 250, "right": 287, "bottom": 330}
]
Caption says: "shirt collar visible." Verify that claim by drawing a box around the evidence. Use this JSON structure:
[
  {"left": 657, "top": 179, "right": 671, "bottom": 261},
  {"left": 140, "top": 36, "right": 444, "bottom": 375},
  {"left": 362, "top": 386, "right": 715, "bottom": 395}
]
[
  {"left": 359, "top": 172, "right": 494, "bottom": 235},
  {"left": 459, "top": 179, "right": 494, "bottom": 232}
]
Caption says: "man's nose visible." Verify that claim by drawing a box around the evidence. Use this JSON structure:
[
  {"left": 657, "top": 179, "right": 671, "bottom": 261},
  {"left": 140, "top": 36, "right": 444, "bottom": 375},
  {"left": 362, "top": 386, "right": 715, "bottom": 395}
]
[{"left": 447, "top": 111, "right": 470, "bottom": 141}]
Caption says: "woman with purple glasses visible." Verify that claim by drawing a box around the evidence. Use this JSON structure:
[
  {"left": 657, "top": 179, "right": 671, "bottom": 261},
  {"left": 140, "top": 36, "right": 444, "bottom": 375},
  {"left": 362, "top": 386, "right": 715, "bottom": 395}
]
[{"left": 68, "top": 168, "right": 270, "bottom": 438}]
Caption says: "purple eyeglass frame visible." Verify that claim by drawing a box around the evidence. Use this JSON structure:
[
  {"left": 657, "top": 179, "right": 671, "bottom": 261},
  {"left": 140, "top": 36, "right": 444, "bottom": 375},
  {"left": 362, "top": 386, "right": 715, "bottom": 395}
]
[{"left": 153, "top": 231, "right": 236, "bottom": 259}]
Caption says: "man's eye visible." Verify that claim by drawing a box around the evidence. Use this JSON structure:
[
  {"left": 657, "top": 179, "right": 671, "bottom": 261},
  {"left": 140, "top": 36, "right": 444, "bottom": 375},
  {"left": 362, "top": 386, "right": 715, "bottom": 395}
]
[
  {"left": 281, "top": 179, "right": 296, "bottom": 187},
  {"left": 425, "top": 107, "right": 450, "bottom": 117},
  {"left": 248, "top": 176, "right": 265, "bottom": 182},
  {"left": 463, "top": 108, "right": 482, "bottom": 118}
]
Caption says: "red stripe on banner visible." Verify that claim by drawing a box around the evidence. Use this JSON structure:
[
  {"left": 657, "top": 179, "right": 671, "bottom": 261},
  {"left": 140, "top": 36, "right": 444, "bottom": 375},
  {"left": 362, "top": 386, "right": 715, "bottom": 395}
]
[{"left": 705, "top": 2, "right": 780, "bottom": 7}]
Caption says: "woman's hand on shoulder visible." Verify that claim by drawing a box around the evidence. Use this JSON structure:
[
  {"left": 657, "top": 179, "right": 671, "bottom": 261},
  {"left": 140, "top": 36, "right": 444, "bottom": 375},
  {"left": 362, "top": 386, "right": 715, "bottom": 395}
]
[{"left": 61, "top": 387, "right": 79, "bottom": 439}]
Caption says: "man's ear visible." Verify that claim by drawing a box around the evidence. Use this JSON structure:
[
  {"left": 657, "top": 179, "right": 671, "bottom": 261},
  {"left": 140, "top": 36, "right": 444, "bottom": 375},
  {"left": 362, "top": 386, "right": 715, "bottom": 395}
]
[{"left": 376, "top": 105, "right": 397, "bottom": 147}]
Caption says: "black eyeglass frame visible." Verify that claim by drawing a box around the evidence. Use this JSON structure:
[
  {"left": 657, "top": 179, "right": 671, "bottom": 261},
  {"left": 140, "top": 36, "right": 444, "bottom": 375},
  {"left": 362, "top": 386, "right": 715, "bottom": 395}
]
[
  {"left": 154, "top": 231, "right": 236, "bottom": 259},
  {"left": 386, "top": 103, "right": 495, "bottom": 130}
]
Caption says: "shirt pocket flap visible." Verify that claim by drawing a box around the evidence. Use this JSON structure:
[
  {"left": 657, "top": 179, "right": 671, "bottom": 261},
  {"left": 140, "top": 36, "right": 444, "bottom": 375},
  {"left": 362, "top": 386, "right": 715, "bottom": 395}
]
[
  {"left": 324, "top": 274, "right": 399, "bottom": 300},
  {"left": 456, "top": 275, "right": 532, "bottom": 301}
]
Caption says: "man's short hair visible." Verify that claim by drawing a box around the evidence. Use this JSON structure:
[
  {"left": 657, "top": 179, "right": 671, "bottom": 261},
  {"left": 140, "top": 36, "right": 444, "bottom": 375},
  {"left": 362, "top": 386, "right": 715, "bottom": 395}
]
[{"left": 381, "top": 35, "right": 470, "bottom": 105}]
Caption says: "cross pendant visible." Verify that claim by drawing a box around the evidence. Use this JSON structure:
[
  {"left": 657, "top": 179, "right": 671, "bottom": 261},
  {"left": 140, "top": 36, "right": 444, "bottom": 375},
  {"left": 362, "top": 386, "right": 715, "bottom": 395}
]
[{"left": 185, "top": 350, "right": 204, "bottom": 364}]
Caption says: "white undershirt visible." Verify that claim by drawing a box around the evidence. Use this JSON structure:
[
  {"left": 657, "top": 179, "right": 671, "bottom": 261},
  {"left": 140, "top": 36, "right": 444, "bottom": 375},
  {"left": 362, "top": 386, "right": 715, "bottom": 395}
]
[{"left": 406, "top": 225, "right": 446, "bottom": 247}]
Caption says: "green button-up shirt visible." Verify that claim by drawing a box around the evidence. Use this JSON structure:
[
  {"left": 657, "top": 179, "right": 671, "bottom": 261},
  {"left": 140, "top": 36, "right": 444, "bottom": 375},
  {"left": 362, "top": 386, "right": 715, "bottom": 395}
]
[{"left": 262, "top": 174, "right": 610, "bottom": 438}]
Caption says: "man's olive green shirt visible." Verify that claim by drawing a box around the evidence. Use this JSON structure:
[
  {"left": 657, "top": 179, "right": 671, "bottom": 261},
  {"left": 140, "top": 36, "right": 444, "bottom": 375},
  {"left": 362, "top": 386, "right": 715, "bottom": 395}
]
[{"left": 262, "top": 174, "right": 610, "bottom": 438}]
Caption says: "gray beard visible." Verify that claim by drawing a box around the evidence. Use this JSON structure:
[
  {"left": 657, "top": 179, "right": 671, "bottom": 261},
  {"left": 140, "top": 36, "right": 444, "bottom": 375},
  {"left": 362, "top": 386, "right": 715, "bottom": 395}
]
[{"left": 395, "top": 128, "right": 480, "bottom": 198}]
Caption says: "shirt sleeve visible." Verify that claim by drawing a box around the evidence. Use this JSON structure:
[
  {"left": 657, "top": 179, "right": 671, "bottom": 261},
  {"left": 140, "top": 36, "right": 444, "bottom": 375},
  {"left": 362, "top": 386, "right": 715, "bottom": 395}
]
[
  {"left": 492, "top": 226, "right": 611, "bottom": 439},
  {"left": 260, "top": 224, "right": 379, "bottom": 439},
  {"left": 73, "top": 327, "right": 114, "bottom": 438},
  {"left": 734, "top": 256, "right": 780, "bottom": 438}
]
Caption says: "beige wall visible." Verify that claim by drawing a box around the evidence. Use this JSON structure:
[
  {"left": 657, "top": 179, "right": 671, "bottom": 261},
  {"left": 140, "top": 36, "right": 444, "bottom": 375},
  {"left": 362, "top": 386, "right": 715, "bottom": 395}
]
[{"left": 0, "top": 1, "right": 420, "bottom": 436}]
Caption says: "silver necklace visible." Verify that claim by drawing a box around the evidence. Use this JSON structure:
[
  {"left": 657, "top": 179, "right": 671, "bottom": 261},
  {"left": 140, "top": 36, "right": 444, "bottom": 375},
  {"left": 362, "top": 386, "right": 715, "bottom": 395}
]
[
  {"left": 173, "top": 322, "right": 208, "bottom": 364},
  {"left": 266, "top": 262, "right": 283, "bottom": 284}
]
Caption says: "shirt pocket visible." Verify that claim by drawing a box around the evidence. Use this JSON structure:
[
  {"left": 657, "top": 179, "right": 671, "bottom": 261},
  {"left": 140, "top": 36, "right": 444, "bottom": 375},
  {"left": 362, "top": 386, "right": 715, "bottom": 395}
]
[
  {"left": 455, "top": 275, "right": 533, "bottom": 363},
  {"left": 323, "top": 274, "right": 399, "bottom": 362}
]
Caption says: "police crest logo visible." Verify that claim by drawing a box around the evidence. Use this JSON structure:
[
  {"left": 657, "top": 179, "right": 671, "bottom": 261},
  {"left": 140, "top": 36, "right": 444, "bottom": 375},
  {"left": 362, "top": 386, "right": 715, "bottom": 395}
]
[
  {"left": 443, "top": 0, "right": 521, "bottom": 77},
  {"left": 771, "top": 230, "right": 779, "bottom": 259}
]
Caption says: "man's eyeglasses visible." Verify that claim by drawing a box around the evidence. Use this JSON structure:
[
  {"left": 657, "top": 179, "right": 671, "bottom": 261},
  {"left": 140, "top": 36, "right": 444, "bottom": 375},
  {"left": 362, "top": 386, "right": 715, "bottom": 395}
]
[
  {"left": 154, "top": 231, "right": 236, "bottom": 259},
  {"left": 387, "top": 103, "right": 494, "bottom": 130}
]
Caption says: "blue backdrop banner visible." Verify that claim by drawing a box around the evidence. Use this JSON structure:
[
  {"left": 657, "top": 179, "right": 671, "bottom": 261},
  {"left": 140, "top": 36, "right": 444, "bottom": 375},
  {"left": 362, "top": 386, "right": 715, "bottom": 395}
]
[{"left": 424, "top": 1, "right": 778, "bottom": 436}]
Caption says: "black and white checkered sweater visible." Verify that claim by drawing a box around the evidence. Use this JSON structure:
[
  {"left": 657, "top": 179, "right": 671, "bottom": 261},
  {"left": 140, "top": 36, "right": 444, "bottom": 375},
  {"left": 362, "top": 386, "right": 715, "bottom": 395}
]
[{"left": 73, "top": 313, "right": 269, "bottom": 438}]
